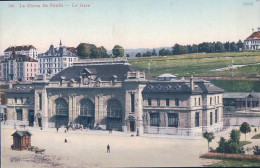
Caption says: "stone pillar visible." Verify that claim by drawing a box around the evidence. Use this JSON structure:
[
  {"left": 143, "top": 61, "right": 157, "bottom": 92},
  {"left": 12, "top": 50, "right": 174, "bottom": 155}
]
[
  {"left": 72, "top": 94, "right": 77, "bottom": 123},
  {"left": 42, "top": 90, "right": 48, "bottom": 128},
  {"left": 69, "top": 95, "right": 73, "bottom": 123},
  {"left": 95, "top": 95, "right": 100, "bottom": 124},
  {"left": 159, "top": 112, "right": 166, "bottom": 127},
  {"left": 136, "top": 85, "right": 145, "bottom": 134},
  {"left": 246, "top": 98, "right": 247, "bottom": 110},
  {"left": 22, "top": 108, "right": 28, "bottom": 121}
]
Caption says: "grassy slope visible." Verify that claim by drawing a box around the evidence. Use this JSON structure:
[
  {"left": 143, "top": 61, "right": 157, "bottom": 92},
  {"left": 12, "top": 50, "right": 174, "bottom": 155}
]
[
  {"left": 211, "top": 80, "right": 260, "bottom": 92},
  {"left": 239, "top": 141, "right": 252, "bottom": 147},
  {"left": 209, "top": 159, "right": 260, "bottom": 167},
  {"left": 129, "top": 51, "right": 260, "bottom": 77},
  {"left": 129, "top": 51, "right": 260, "bottom": 92},
  {"left": 252, "top": 134, "right": 260, "bottom": 139}
]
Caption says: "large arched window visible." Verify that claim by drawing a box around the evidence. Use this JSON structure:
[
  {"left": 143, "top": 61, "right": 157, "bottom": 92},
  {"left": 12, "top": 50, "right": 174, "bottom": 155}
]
[
  {"left": 55, "top": 98, "right": 68, "bottom": 116},
  {"left": 107, "top": 99, "right": 122, "bottom": 118},
  {"left": 80, "top": 99, "right": 94, "bottom": 116}
]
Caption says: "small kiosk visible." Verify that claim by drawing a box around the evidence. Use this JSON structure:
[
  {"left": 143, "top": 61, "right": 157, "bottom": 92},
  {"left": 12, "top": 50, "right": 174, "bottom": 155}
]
[{"left": 11, "top": 131, "right": 32, "bottom": 150}]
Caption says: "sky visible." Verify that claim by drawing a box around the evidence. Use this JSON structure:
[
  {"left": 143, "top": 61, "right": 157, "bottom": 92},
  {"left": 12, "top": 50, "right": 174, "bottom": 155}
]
[{"left": 0, "top": 0, "right": 259, "bottom": 54}]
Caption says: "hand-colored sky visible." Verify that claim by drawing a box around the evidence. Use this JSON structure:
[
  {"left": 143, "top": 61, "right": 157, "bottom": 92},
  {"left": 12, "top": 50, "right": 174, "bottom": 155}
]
[{"left": 0, "top": 0, "right": 259, "bottom": 54}]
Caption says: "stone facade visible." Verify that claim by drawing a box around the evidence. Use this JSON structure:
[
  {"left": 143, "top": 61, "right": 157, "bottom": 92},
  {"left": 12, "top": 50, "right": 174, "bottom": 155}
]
[
  {"left": 38, "top": 41, "right": 78, "bottom": 76},
  {"left": 5, "top": 59, "right": 224, "bottom": 136},
  {"left": 0, "top": 52, "right": 38, "bottom": 82}
]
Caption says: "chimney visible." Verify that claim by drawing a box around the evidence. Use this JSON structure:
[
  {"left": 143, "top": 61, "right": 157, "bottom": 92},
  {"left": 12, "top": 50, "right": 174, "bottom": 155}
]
[
  {"left": 252, "top": 28, "right": 255, "bottom": 33},
  {"left": 258, "top": 27, "right": 260, "bottom": 32},
  {"left": 190, "top": 76, "right": 194, "bottom": 91}
]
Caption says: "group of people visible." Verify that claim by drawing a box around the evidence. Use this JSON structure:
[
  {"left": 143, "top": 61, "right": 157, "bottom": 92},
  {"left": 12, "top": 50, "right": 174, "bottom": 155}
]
[{"left": 56, "top": 123, "right": 85, "bottom": 133}]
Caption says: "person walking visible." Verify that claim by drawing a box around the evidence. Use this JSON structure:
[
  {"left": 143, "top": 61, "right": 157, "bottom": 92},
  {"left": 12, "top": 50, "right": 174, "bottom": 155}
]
[
  {"left": 107, "top": 144, "right": 110, "bottom": 153},
  {"left": 56, "top": 127, "right": 59, "bottom": 133}
]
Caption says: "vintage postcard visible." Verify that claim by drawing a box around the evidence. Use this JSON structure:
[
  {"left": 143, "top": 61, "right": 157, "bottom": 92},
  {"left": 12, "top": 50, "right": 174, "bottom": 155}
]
[{"left": 0, "top": 0, "right": 260, "bottom": 167}]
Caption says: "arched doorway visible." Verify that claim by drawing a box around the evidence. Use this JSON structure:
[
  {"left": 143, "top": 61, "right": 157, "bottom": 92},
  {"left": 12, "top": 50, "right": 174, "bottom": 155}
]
[
  {"left": 79, "top": 98, "right": 95, "bottom": 128},
  {"left": 55, "top": 98, "right": 69, "bottom": 127},
  {"left": 106, "top": 98, "right": 122, "bottom": 131}
]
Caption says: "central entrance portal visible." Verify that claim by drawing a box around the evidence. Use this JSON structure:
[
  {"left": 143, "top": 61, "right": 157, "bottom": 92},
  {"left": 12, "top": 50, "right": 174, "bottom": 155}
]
[
  {"left": 55, "top": 98, "right": 69, "bottom": 128},
  {"left": 55, "top": 116, "right": 68, "bottom": 127},
  {"left": 130, "top": 121, "right": 135, "bottom": 132}
]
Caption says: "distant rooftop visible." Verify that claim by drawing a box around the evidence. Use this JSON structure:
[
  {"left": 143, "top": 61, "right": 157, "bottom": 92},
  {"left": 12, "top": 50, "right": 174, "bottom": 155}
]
[
  {"left": 245, "top": 31, "right": 260, "bottom": 40},
  {"left": 4, "top": 45, "right": 36, "bottom": 52},
  {"left": 224, "top": 92, "right": 260, "bottom": 99}
]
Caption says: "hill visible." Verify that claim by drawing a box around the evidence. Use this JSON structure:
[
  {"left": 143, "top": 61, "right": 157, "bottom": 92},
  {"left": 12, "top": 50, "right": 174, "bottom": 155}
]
[{"left": 129, "top": 51, "right": 260, "bottom": 92}]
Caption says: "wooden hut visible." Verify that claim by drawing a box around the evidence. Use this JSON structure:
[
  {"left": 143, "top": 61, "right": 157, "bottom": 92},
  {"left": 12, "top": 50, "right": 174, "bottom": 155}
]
[{"left": 11, "top": 131, "right": 32, "bottom": 150}]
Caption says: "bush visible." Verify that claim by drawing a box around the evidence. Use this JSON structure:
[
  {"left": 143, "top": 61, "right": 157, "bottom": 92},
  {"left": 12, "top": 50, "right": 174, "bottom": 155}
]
[
  {"left": 253, "top": 146, "right": 260, "bottom": 155},
  {"left": 215, "top": 129, "right": 245, "bottom": 154},
  {"left": 230, "top": 129, "right": 241, "bottom": 145}
]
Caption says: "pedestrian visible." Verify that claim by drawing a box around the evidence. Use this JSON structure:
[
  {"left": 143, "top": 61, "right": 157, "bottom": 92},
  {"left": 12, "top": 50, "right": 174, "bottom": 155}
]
[
  {"left": 80, "top": 124, "right": 83, "bottom": 131},
  {"left": 65, "top": 138, "right": 67, "bottom": 143},
  {"left": 66, "top": 126, "right": 69, "bottom": 132},
  {"left": 56, "top": 127, "right": 59, "bottom": 133},
  {"left": 73, "top": 125, "right": 75, "bottom": 131},
  {"left": 107, "top": 144, "right": 110, "bottom": 153},
  {"left": 255, "top": 128, "right": 257, "bottom": 132}
]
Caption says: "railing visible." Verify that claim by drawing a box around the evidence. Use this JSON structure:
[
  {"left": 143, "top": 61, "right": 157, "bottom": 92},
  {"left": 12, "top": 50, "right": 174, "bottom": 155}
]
[{"left": 73, "top": 57, "right": 128, "bottom": 66}]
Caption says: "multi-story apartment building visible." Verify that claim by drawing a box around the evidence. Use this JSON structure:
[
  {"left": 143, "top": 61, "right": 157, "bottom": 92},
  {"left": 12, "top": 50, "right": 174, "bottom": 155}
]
[
  {"left": 4, "top": 45, "right": 38, "bottom": 60},
  {"left": 244, "top": 27, "right": 260, "bottom": 50},
  {"left": 0, "top": 52, "right": 38, "bottom": 82},
  {"left": 38, "top": 41, "right": 78, "bottom": 76},
  {"left": 5, "top": 58, "right": 224, "bottom": 136}
]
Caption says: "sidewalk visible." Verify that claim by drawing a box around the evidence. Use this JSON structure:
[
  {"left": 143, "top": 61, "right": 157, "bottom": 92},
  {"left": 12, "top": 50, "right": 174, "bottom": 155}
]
[{"left": 1, "top": 123, "right": 233, "bottom": 140}]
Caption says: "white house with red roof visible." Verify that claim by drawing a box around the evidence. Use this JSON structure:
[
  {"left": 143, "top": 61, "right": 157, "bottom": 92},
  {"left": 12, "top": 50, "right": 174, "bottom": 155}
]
[
  {"left": 4, "top": 45, "right": 38, "bottom": 60},
  {"left": 244, "top": 27, "right": 260, "bottom": 50}
]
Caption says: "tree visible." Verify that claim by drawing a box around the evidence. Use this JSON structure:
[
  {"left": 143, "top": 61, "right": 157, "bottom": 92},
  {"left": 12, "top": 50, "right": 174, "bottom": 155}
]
[
  {"left": 135, "top": 52, "right": 142, "bottom": 57},
  {"left": 191, "top": 44, "right": 198, "bottom": 53},
  {"left": 112, "top": 45, "right": 124, "bottom": 57},
  {"left": 98, "top": 46, "right": 108, "bottom": 58},
  {"left": 198, "top": 42, "right": 211, "bottom": 53},
  {"left": 152, "top": 49, "right": 157, "bottom": 56},
  {"left": 230, "top": 129, "right": 241, "bottom": 145},
  {"left": 216, "top": 137, "right": 227, "bottom": 153},
  {"left": 165, "top": 49, "right": 172, "bottom": 56},
  {"left": 240, "top": 122, "right": 251, "bottom": 141},
  {"left": 76, "top": 43, "right": 91, "bottom": 58},
  {"left": 203, "top": 131, "right": 215, "bottom": 152},
  {"left": 76, "top": 43, "right": 108, "bottom": 58},
  {"left": 237, "top": 40, "right": 243, "bottom": 50},
  {"left": 145, "top": 51, "right": 152, "bottom": 57},
  {"left": 215, "top": 42, "right": 225, "bottom": 52},
  {"left": 90, "top": 44, "right": 98, "bottom": 58},
  {"left": 159, "top": 48, "right": 167, "bottom": 56},
  {"left": 172, "top": 44, "right": 188, "bottom": 55},
  {"left": 224, "top": 42, "right": 230, "bottom": 52},
  {"left": 230, "top": 42, "right": 238, "bottom": 51},
  {"left": 126, "top": 54, "right": 130, "bottom": 58}
]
